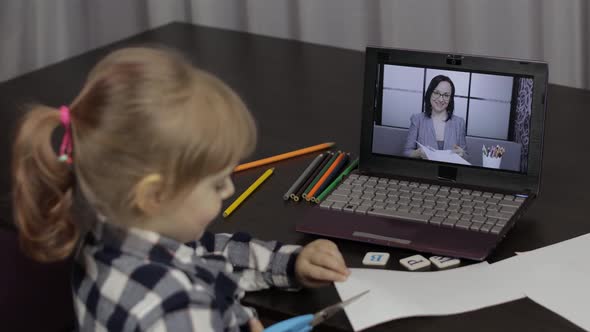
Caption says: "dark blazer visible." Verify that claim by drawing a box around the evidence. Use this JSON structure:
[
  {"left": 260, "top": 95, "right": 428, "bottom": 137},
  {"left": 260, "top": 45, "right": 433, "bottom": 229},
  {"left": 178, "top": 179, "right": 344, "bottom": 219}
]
[{"left": 403, "top": 112, "right": 467, "bottom": 157}]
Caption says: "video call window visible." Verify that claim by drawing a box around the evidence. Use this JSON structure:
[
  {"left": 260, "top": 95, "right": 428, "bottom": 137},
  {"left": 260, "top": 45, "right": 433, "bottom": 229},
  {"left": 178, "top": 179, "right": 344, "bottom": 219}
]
[{"left": 372, "top": 64, "right": 534, "bottom": 173}]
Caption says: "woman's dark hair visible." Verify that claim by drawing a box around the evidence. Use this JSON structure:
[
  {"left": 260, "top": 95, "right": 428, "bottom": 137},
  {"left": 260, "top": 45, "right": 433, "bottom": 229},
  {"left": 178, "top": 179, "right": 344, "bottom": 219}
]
[{"left": 424, "top": 75, "right": 455, "bottom": 121}]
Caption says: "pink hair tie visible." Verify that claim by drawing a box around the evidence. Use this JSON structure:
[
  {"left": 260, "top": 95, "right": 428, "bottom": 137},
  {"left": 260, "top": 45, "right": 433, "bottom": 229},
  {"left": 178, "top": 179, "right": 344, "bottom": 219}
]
[{"left": 58, "top": 106, "right": 73, "bottom": 164}]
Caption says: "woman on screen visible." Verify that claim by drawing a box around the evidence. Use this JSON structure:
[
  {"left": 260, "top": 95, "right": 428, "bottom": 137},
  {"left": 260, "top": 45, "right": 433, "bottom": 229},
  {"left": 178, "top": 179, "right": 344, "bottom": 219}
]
[{"left": 403, "top": 75, "right": 468, "bottom": 160}]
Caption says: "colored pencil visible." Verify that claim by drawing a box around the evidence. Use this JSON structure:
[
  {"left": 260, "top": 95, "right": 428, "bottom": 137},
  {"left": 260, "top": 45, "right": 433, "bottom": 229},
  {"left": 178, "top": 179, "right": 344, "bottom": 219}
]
[
  {"left": 307, "top": 152, "right": 347, "bottom": 200},
  {"left": 316, "top": 158, "right": 359, "bottom": 203},
  {"left": 311, "top": 153, "right": 350, "bottom": 202},
  {"left": 303, "top": 151, "right": 341, "bottom": 201},
  {"left": 234, "top": 142, "right": 335, "bottom": 172},
  {"left": 293, "top": 152, "right": 332, "bottom": 201},
  {"left": 223, "top": 168, "right": 274, "bottom": 217},
  {"left": 282, "top": 153, "right": 325, "bottom": 200}
]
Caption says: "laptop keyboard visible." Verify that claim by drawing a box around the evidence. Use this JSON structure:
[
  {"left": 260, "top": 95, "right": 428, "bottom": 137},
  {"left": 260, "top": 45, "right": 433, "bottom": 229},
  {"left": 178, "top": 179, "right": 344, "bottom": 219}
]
[{"left": 320, "top": 174, "right": 525, "bottom": 235}]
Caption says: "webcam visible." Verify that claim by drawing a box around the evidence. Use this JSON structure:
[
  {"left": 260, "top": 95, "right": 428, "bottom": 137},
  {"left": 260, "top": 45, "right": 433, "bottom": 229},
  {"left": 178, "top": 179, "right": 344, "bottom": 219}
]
[{"left": 446, "top": 54, "right": 464, "bottom": 66}]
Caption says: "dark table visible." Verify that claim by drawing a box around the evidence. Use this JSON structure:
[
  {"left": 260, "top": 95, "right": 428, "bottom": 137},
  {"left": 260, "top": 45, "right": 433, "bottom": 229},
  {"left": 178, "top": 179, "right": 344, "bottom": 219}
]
[{"left": 1, "top": 22, "right": 589, "bottom": 332}]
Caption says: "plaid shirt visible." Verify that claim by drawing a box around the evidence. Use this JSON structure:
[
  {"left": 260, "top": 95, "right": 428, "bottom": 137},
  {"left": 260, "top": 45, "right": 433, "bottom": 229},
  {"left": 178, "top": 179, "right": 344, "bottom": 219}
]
[{"left": 72, "top": 221, "right": 301, "bottom": 331}]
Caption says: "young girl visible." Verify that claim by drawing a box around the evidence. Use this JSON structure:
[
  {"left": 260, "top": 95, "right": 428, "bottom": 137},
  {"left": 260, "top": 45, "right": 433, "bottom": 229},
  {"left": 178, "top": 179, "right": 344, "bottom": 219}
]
[{"left": 12, "top": 47, "right": 350, "bottom": 331}]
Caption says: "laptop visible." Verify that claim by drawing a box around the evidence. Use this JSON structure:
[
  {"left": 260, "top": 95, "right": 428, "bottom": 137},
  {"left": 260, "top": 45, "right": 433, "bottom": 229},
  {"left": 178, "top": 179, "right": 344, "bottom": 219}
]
[{"left": 296, "top": 47, "right": 548, "bottom": 261}]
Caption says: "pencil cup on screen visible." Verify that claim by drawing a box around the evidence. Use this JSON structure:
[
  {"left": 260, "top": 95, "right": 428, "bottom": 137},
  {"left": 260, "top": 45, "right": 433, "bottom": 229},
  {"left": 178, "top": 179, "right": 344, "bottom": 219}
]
[
  {"left": 482, "top": 154, "right": 501, "bottom": 168},
  {"left": 482, "top": 144, "right": 503, "bottom": 169}
]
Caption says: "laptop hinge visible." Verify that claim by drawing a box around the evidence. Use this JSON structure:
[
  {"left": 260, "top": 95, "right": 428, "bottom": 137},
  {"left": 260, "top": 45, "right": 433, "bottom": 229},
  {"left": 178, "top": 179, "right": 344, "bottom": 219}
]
[{"left": 437, "top": 166, "right": 457, "bottom": 182}]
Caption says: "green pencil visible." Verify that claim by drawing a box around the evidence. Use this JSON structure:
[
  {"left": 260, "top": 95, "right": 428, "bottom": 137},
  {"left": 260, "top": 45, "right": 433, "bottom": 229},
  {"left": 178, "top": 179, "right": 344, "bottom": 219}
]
[
  {"left": 316, "top": 158, "right": 359, "bottom": 203},
  {"left": 302, "top": 151, "right": 340, "bottom": 200}
]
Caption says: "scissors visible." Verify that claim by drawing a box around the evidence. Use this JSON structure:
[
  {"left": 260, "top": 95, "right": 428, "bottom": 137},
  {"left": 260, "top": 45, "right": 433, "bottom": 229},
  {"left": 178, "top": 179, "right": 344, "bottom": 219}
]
[{"left": 263, "top": 290, "right": 369, "bottom": 332}]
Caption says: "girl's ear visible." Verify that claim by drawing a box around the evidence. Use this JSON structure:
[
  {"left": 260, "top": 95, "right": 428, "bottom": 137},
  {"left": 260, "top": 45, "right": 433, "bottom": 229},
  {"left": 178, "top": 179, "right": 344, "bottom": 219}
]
[{"left": 132, "top": 174, "right": 165, "bottom": 216}]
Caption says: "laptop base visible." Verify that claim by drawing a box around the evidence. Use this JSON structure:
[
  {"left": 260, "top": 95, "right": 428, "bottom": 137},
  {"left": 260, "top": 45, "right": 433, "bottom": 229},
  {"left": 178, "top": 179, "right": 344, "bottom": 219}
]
[{"left": 297, "top": 208, "right": 501, "bottom": 261}]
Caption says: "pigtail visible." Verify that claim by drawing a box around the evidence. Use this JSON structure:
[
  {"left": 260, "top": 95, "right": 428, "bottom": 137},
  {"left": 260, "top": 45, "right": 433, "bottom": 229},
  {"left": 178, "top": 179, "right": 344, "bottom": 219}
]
[{"left": 12, "top": 105, "right": 78, "bottom": 262}]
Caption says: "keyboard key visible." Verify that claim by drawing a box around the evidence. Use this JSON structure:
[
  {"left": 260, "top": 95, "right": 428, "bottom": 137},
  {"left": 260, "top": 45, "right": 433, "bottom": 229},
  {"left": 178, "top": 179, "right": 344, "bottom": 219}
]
[
  {"left": 470, "top": 223, "right": 482, "bottom": 231},
  {"left": 501, "top": 206, "right": 518, "bottom": 213},
  {"left": 455, "top": 220, "right": 472, "bottom": 230},
  {"left": 462, "top": 201, "right": 475, "bottom": 208},
  {"left": 423, "top": 209, "right": 436, "bottom": 216},
  {"left": 495, "top": 219, "right": 508, "bottom": 227},
  {"left": 343, "top": 204, "right": 357, "bottom": 213},
  {"left": 349, "top": 198, "right": 363, "bottom": 205},
  {"left": 514, "top": 196, "right": 526, "bottom": 202},
  {"left": 330, "top": 202, "right": 346, "bottom": 211},
  {"left": 429, "top": 216, "right": 444, "bottom": 225},
  {"left": 350, "top": 192, "right": 362, "bottom": 199},
  {"left": 399, "top": 193, "right": 412, "bottom": 199},
  {"left": 447, "top": 205, "right": 460, "bottom": 212},
  {"left": 459, "top": 215, "right": 472, "bottom": 221},
  {"left": 435, "top": 211, "right": 449, "bottom": 217},
  {"left": 473, "top": 196, "right": 487, "bottom": 203},
  {"left": 355, "top": 205, "right": 370, "bottom": 215},
  {"left": 486, "top": 198, "right": 500, "bottom": 204},
  {"left": 485, "top": 211, "right": 512, "bottom": 220},
  {"left": 498, "top": 200, "right": 521, "bottom": 207},
  {"left": 448, "top": 199, "right": 461, "bottom": 206},
  {"left": 397, "top": 206, "right": 411, "bottom": 212},
  {"left": 327, "top": 195, "right": 349, "bottom": 203},
  {"left": 490, "top": 225, "right": 504, "bottom": 234},
  {"left": 442, "top": 218, "right": 456, "bottom": 228},
  {"left": 331, "top": 189, "right": 352, "bottom": 197},
  {"left": 367, "top": 208, "right": 430, "bottom": 223},
  {"left": 471, "top": 216, "right": 487, "bottom": 223},
  {"left": 361, "top": 194, "right": 375, "bottom": 200},
  {"left": 424, "top": 189, "right": 438, "bottom": 196},
  {"left": 459, "top": 208, "right": 474, "bottom": 214},
  {"left": 486, "top": 217, "right": 499, "bottom": 225},
  {"left": 410, "top": 207, "right": 424, "bottom": 214},
  {"left": 447, "top": 213, "right": 462, "bottom": 220},
  {"left": 385, "top": 203, "right": 399, "bottom": 210},
  {"left": 320, "top": 201, "right": 333, "bottom": 209},
  {"left": 373, "top": 202, "right": 387, "bottom": 209},
  {"left": 480, "top": 224, "right": 493, "bottom": 233},
  {"left": 472, "top": 209, "right": 484, "bottom": 216},
  {"left": 409, "top": 201, "right": 422, "bottom": 208},
  {"left": 373, "top": 195, "right": 386, "bottom": 202}
]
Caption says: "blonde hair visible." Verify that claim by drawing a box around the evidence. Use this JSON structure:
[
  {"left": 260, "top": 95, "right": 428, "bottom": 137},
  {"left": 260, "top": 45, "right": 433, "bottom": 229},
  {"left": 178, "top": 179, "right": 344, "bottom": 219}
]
[{"left": 12, "top": 47, "right": 257, "bottom": 262}]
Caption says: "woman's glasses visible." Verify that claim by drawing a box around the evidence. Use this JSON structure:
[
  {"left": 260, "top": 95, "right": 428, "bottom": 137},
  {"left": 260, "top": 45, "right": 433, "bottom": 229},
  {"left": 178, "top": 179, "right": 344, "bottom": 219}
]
[{"left": 432, "top": 90, "right": 451, "bottom": 101}]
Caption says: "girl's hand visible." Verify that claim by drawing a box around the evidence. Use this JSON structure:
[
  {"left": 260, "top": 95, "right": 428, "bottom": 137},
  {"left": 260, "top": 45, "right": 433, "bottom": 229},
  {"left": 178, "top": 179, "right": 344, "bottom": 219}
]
[
  {"left": 295, "top": 239, "right": 350, "bottom": 288},
  {"left": 249, "top": 318, "right": 264, "bottom": 332}
]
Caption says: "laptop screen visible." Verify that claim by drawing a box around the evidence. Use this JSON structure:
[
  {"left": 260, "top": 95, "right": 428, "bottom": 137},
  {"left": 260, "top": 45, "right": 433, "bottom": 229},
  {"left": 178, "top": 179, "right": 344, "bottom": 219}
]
[
  {"left": 372, "top": 64, "right": 534, "bottom": 174},
  {"left": 360, "top": 47, "right": 548, "bottom": 193}
]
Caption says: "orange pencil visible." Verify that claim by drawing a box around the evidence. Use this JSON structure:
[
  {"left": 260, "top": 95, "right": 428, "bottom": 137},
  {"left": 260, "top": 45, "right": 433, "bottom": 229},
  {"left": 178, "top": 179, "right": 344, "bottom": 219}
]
[
  {"left": 234, "top": 142, "right": 335, "bottom": 172},
  {"left": 306, "top": 152, "right": 346, "bottom": 199}
]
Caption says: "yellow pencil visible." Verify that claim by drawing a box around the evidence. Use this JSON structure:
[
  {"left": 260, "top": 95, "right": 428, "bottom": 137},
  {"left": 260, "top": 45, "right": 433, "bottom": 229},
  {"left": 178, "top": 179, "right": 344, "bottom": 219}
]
[{"left": 223, "top": 168, "right": 274, "bottom": 218}]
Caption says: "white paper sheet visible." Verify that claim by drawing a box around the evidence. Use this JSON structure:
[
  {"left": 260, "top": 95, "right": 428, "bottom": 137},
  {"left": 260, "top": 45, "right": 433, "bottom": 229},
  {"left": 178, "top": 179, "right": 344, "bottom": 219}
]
[
  {"left": 507, "top": 234, "right": 590, "bottom": 331},
  {"left": 335, "top": 234, "right": 590, "bottom": 331},
  {"left": 335, "top": 262, "right": 524, "bottom": 331},
  {"left": 416, "top": 142, "right": 471, "bottom": 165}
]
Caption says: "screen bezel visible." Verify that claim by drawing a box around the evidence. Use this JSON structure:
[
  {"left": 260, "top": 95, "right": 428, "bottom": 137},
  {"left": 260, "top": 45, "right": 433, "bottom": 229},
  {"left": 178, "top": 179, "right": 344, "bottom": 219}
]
[{"left": 359, "top": 47, "right": 548, "bottom": 194}]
